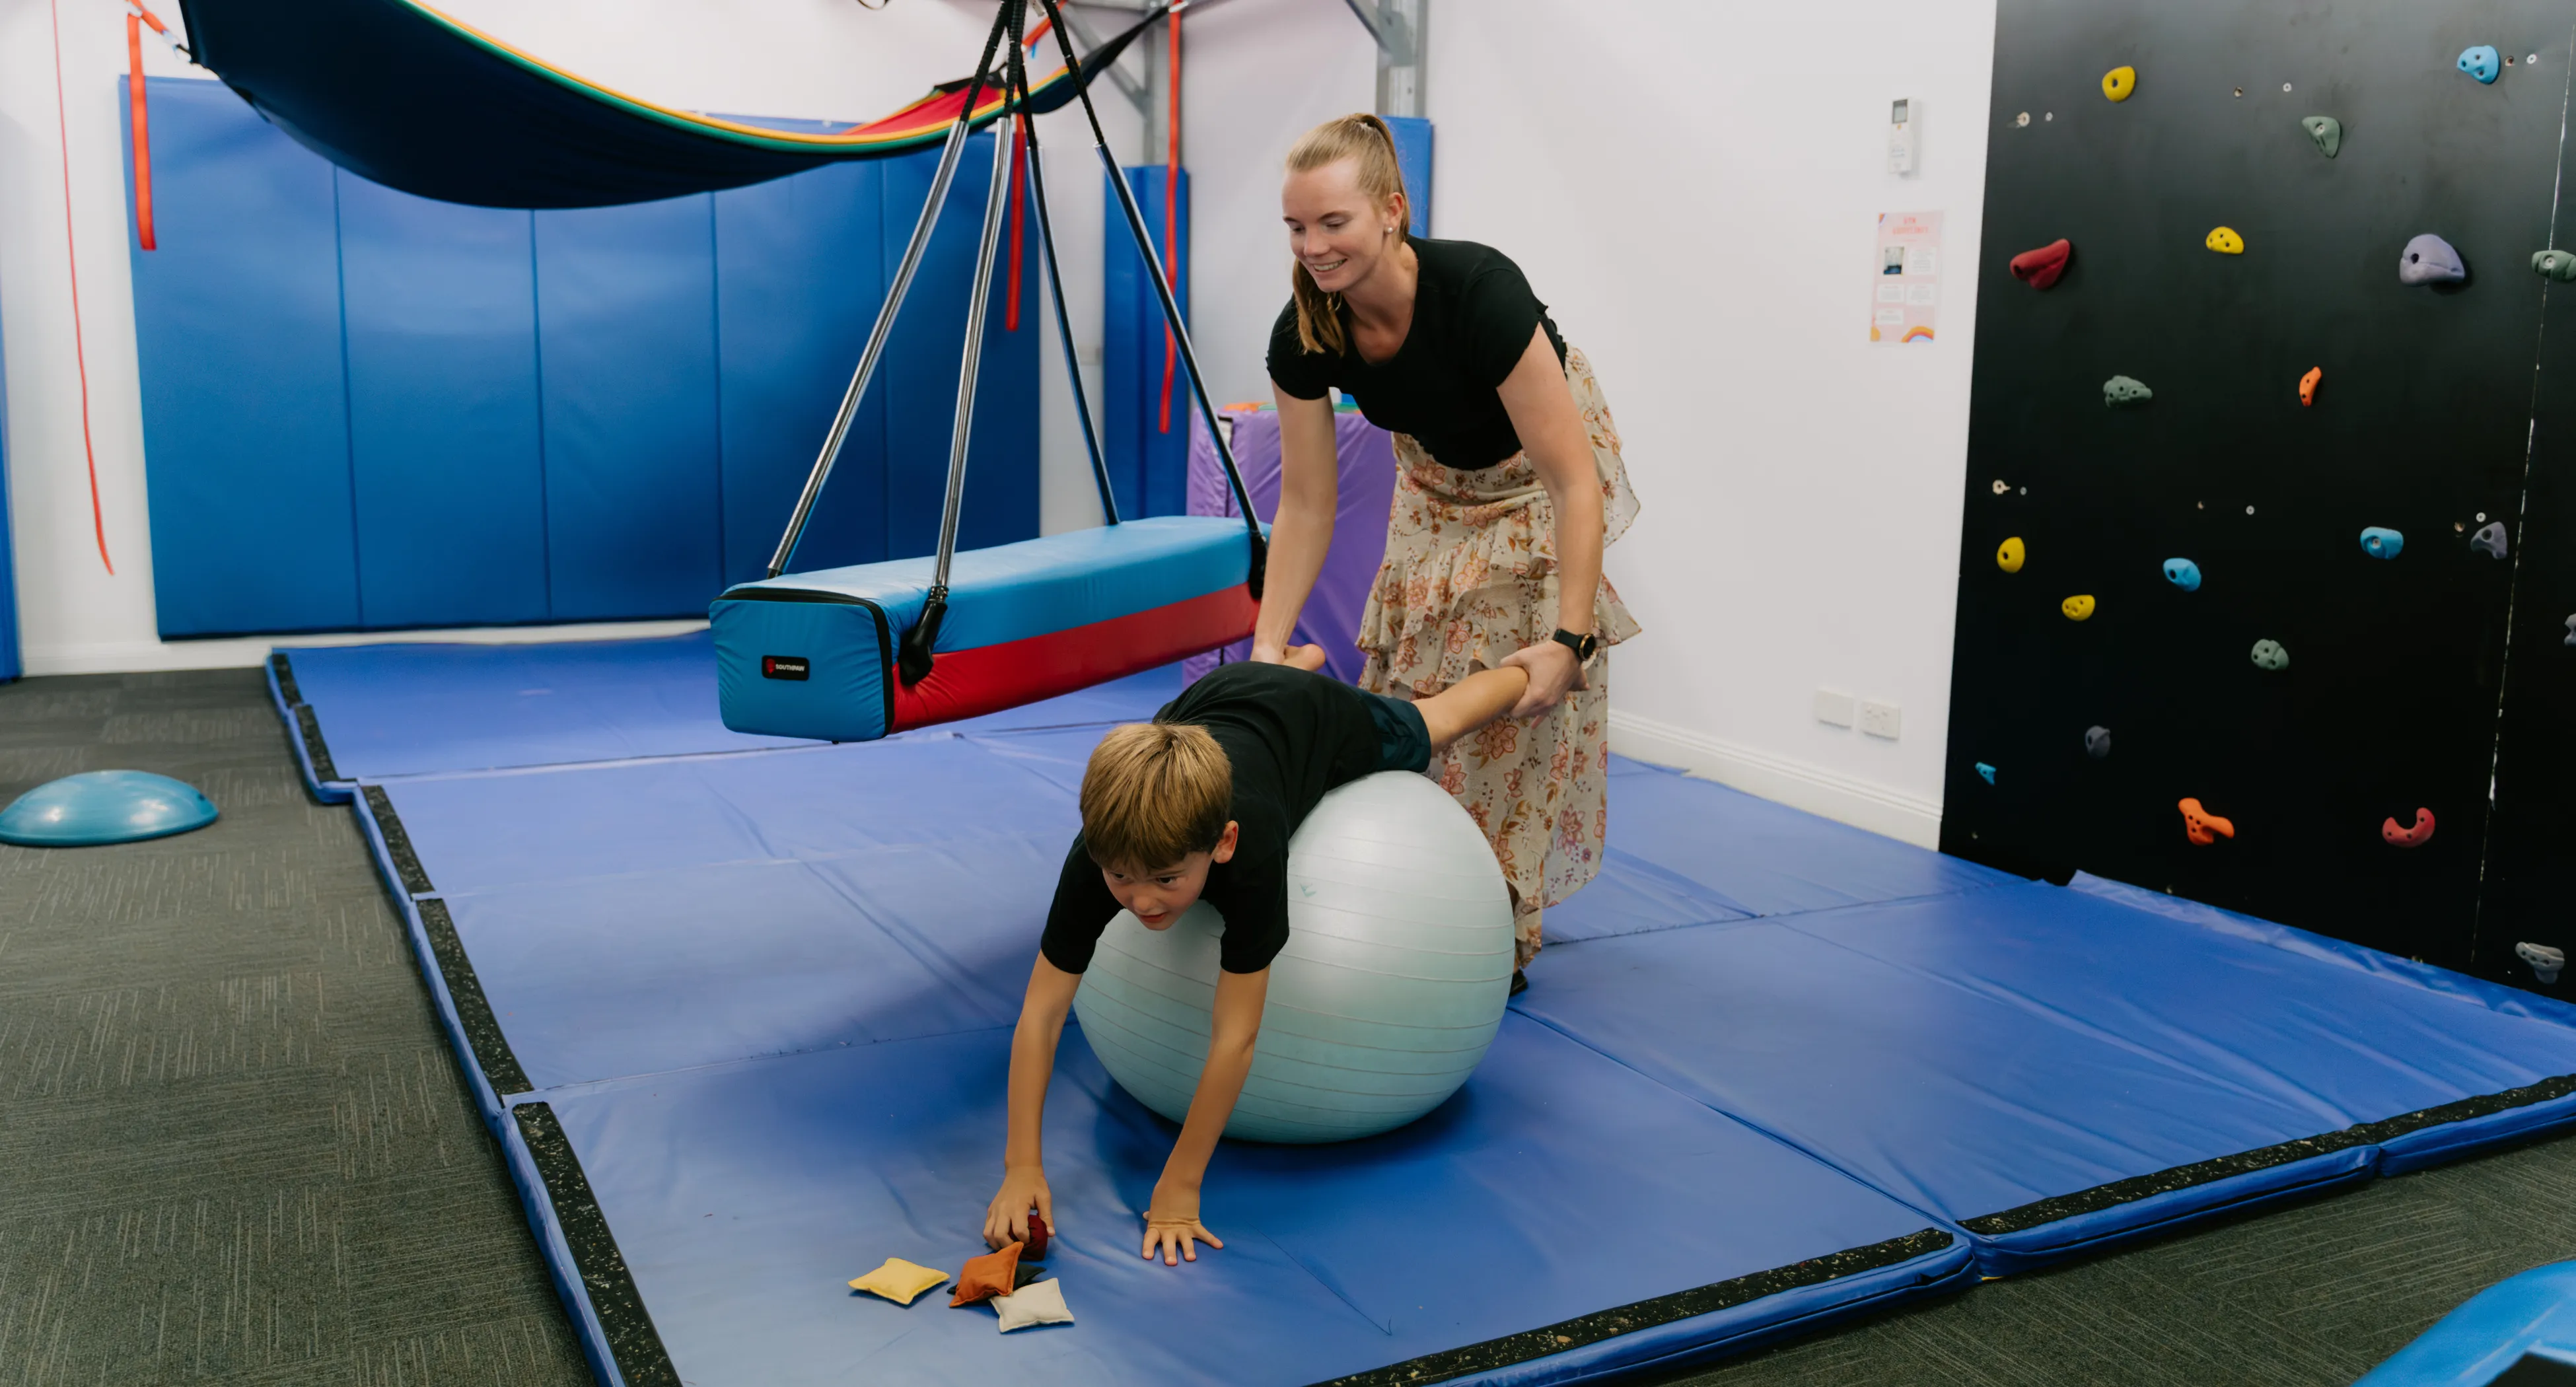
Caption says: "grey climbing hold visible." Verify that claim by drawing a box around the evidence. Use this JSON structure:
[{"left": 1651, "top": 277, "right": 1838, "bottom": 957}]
[
  {"left": 2471, "top": 521, "right": 2509, "bottom": 559},
  {"left": 2084, "top": 726, "right": 2111, "bottom": 759},
  {"left": 2537, "top": 249, "right": 2576, "bottom": 282},
  {"left": 1974, "top": 762, "right": 1997, "bottom": 785},
  {"left": 2103, "top": 375, "right": 2153, "bottom": 407},
  {"left": 2460, "top": 44, "right": 2501, "bottom": 84},
  {"left": 2301, "top": 115, "right": 2341, "bottom": 157},
  {"left": 2400, "top": 234, "right": 2467, "bottom": 285},
  {"left": 2519, "top": 941, "right": 2564, "bottom": 985},
  {"left": 2565, "top": 613, "right": 2575, "bottom": 647},
  {"left": 2359, "top": 526, "right": 2404, "bottom": 559},
  {"left": 2251, "top": 639, "right": 2289, "bottom": 671}
]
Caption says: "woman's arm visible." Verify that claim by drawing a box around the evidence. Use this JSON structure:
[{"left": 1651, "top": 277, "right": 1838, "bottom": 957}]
[
  {"left": 1493, "top": 324, "right": 1607, "bottom": 717},
  {"left": 983, "top": 953, "right": 1084, "bottom": 1248},
  {"left": 1141, "top": 964, "right": 1270, "bottom": 1264},
  {"left": 1250, "top": 389, "right": 1341, "bottom": 662}
]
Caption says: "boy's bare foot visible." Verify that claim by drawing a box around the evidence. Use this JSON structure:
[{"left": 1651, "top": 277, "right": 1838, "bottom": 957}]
[{"left": 1284, "top": 643, "right": 1328, "bottom": 672}]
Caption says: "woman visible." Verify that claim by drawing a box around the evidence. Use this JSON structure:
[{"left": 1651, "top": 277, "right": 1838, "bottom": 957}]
[{"left": 1255, "top": 114, "right": 1640, "bottom": 984}]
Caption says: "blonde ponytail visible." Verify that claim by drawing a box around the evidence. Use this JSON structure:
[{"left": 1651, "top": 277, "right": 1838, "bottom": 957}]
[{"left": 1285, "top": 113, "right": 1409, "bottom": 357}]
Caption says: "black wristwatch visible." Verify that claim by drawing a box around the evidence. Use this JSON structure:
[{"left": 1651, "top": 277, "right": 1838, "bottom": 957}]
[{"left": 1550, "top": 627, "right": 1599, "bottom": 662}]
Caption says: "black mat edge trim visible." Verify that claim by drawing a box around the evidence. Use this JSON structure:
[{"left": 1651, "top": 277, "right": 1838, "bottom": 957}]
[
  {"left": 1963, "top": 1072, "right": 2576, "bottom": 1235},
  {"left": 514, "top": 1102, "right": 682, "bottom": 1387},
  {"left": 1305, "top": 1227, "right": 1953, "bottom": 1387},
  {"left": 268, "top": 651, "right": 304, "bottom": 705},
  {"left": 293, "top": 703, "right": 341, "bottom": 785},
  {"left": 361, "top": 785, "right": 434, "bottom": 896},
  {"left": 416, "top": 898, "right": 531, "bottom": 1096}
]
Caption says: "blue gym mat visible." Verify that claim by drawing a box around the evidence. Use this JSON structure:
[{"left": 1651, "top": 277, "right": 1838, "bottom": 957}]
[
  {"left": 266, "top": 632, "right": 1182, "bottom": 800},
  {"left": 2356, "top": 1262, "right": 2576, "bottom": 1386}
]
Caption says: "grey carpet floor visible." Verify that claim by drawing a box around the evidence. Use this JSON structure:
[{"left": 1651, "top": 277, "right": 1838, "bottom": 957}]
[{"left": 3, "top": 667, "right": 2573, "bottom": 1386}]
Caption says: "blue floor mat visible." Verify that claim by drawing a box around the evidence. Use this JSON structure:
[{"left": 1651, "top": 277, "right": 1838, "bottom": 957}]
[
  {"left": 2355, "top": 1262, "right": 2576, "bottom": 1386},
  {"left": 268, "top": 633, "right": 1179, "bottom": 801},
  {"left": 497, "top": 1018, "right": 1970, "bottom": 1387},
  {"left": 1515, "top": 881, "right": 2576, "bottom": 1273}
]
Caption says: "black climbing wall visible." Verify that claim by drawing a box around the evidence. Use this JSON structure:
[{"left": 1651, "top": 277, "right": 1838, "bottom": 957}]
[{"left": 1945, "top": 0, "right": 2576, "bottom": 971}]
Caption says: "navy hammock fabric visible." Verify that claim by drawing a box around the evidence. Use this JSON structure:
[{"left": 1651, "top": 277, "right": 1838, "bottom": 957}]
[{"left": 172, "top": 0, "right": 1158, "bottom": 208}]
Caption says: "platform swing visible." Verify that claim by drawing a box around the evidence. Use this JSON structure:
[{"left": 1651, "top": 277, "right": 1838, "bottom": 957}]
[{"left": 711, "top": 0, "right": 1270, "bottom": 742}]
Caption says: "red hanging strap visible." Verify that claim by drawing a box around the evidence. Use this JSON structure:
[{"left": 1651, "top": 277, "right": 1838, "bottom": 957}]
[
  {"left": 1004, "top": 115, "right": 1027, "bottom": 331},
  {"left": 1157, "top": 5, "right": 1181, "bottom": 433},
  {"left": 51, "top": 0, "right": 113, "bottom": 575},
  {"left": 127, "top": 12, "right": 156, "bottom": 251}
]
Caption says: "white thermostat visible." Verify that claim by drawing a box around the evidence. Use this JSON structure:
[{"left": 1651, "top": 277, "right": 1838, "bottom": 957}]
[{"left": 1888, "top": 98, "right": 1917, "bottom": 176}]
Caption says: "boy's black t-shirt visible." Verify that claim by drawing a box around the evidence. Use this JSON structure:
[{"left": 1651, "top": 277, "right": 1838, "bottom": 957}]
[
  {"left": 1042, "top": 662, "right": 1384, "bottom": 976},
  {"left": 1266, "top": 234, "right": 1568, "bottom": 470}
]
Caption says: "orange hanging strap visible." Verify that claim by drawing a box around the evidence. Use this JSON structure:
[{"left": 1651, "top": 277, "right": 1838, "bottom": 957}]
[
  {"left": 127, "top": 11, "right": 155, "bottom": 251},
  {"left": 1157, "top": 5, "right": 1181, "bottom": 433},
  {"left": 50, "top": 0, "right": 113, "bottom": 574},
  {"left": 1004, "top": 115, "right": 1027, "bottom": 331}
]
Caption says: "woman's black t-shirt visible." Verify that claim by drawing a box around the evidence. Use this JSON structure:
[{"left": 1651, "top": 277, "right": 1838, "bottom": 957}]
[
  {"left": 1040, "top": 662, "right": 1384, "bottom": 976},
  {"left": 1266, "top": 236, "right": 1567, "bottom": 470}
]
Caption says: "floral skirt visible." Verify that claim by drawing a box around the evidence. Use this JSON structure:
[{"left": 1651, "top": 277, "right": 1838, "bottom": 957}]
[{"left": 1355, "top": 345, "right": 1641, "bottom": 968}]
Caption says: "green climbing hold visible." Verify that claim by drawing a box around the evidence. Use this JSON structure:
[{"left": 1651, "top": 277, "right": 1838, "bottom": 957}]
[
  {"left": 2301, "top": 116, "right": 2341, "bottom": 157},
  {"left": 2250, "top": 639, "right": 2290, "bottom": 672},
  {"left": 2103, "top": 375, "right": 2153, "bottom": 407},
  {"left": 2536, "top": 249, "right": 2576, "bottom": 282}
]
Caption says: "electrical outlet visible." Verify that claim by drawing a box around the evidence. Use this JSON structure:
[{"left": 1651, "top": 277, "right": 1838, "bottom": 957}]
[
  {"left": 1860, "top": 699, "right": 1902, "bottom": 740},
  {"left": 1814, "top": 689, "right": 1857, "bottom": 728}
]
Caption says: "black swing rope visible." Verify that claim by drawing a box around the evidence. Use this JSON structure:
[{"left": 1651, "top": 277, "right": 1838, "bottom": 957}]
[{"left": 891, "top": 0, "right": 1270, "bottom": 686}]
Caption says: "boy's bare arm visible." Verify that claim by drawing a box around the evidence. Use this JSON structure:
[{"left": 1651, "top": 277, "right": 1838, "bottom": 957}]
[
  {"left": 984, "top": 954, "right": 1083, "bottom": 1248},
  {"left": 1141, "top": 964, "right": 1270, "bottom": 1265},
  {"left": 1414, "top": 666, "right": 1535, "bottom": 752}
]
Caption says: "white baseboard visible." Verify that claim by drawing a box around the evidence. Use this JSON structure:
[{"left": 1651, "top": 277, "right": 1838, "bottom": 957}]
[
  {"left": 18, "top": 619, "right": 711, "bottom": 678},
  {"left": 1609, "top": 709, "right": 1945, "bottom": 849}
]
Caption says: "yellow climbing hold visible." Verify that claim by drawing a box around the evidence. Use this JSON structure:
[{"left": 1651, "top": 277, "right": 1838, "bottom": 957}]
[
  {"left": 2102, "top": 66, "right": 2136, "bottom": 102},
  {"left": 1997, "top": 538, "right": 2026, "bottom": 573},
  {"left": 2062, "top": 594, "right": 2096, "bottom": 622},
  {"left": 2205, "top": 227, "right": 2245, "bottom": 254}
]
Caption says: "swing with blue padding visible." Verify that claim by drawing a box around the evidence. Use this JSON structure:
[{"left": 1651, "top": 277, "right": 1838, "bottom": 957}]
[{"left": 710, "top": 0, "right": 1267, "bottom": 742}]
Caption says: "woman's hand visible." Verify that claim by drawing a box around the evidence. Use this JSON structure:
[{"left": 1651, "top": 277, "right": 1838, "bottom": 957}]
[
  {"left": 984, "top": 1164, "right": 1053, "bottom": 1250},
  {"left": 1499, "top": 638, "right": 1587, "bottom": 717},
  {"left": 1140, "top": 1178, "right": 1225, "bottom": 1266}
]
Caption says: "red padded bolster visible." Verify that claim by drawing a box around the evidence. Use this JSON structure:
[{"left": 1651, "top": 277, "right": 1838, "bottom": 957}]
[{"left": 888, "top": 583, "right": 1258, "bottom": 734}]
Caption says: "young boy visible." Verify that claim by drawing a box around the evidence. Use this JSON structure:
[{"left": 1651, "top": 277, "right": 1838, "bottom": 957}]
[{"left": 982, "top": 648, "right": 1533, "bottom": 1267}]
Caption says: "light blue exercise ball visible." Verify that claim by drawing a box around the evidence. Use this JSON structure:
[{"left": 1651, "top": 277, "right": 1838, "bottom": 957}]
[
  {"left": 1075, "top": 770, "right": 1514, "bottom": 1143},
  {"left": 0, "top": 770, "right": 219, "bottom": 847}
]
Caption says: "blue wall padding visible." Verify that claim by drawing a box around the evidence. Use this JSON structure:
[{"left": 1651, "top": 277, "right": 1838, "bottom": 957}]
[
  {"left": 125, "top": 79, "right": 1036, "bottom": 637},
  {"left": 1515, "top": 880, "right": 2576, "bottom": 1273},
  {"left": 125, "top": 80, "right": 358, "bottom": 637},
  {"left": 714, "top": 160, "right": 888, "bottom": 581},
  {"left": 499, "top": 1020, "right": 1965, "bottom": 1386},
  {"left": 1103, "top": 166, "right": 1190, "bottom": 519},
  {"left": 2356, "top": 1262, "right": 2576, "bottom": 1386},
  {"left": 534, "top": 197, "right": 723, "bottom": 618},
  {"left": 880, "top": 141, "right": 1039, "bottom": 559},
  {"left": 339, "top": 178, "right": 550, "bottom": 628},
  {"left": 1384, "top": 115, "right": 1434, "bottom": 235}
]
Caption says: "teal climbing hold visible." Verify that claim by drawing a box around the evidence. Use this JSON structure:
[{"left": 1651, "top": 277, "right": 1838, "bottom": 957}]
[
  {"left": 2163, "top": 557, "right": 2202, "bottom": 591},
  {"left": 2359, "top": 526, "right": 2404, "bottom": 559},
  {"left": 2460, "top": 45, "right": 2501, "bottom": 84},
  {"left": 0, "top": 771, "right": 219, "bottom": 847},
  {"left": 2250, "top": 639, "right": 2290, "bottom": 672},
  {"left": 1974, "top": 763, "right": 1997, "bottom": 785},
  {"left": 2537, "top": 250, "right": 2576, "bottom": 282},
  {"left": 2301, "top": 115, "right": 2341, "bottom": 157},
  {"left": 2103, "top": 375, "right": 2153, "bottom": 407}
]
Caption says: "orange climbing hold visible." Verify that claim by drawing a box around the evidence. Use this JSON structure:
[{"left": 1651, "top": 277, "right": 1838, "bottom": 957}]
[
  {"left": 2382, "top": 806, "right": 2436, "bottom": 847},
  {"left": 2178, "top": 797, "right": 2235, "bottom": 845},
  {"left": 2299, "top": 366, "right": 2322, "bottom": 408}
]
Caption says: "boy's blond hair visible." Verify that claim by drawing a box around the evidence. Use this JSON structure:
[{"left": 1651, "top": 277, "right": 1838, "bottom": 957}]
[{"left": 1080, "top": 721, "right": 1232, "bottom": 870}]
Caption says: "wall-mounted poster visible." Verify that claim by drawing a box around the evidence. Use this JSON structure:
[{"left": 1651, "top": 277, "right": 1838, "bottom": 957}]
[{"left": 1869, "top": 211, "right": 1942, "bottom": 344}]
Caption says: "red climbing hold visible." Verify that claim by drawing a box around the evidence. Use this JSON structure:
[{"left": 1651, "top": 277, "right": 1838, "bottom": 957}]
[
  {"left": 2010, "top": 239, "right": 2073, "bottom": 289},
  {"left": 2382, "top": 806, "right": 2435, "bottom": 847},
  {"left": 2178, "top": 797, "right": 2235, "bottom": 846}
]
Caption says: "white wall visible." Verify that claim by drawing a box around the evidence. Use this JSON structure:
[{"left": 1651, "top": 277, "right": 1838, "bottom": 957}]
[
  {"left": 1430, "top": 0, "right": 1999, "bottom": 845},
  {"left": 0, "top": 0, "right": 1137, "bottom": 672}
]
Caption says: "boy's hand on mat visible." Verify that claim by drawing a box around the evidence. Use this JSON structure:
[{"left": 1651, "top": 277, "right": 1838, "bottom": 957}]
[
  {"left": 1499, "top": 640, "right": 1585, "bottom": 717},
  {"left": 984, "top": 1166, "right": 1053, "bottom": 1250},
  {"left": 1141, "top": 1182, "right": 1223, "bottom": 1266}
]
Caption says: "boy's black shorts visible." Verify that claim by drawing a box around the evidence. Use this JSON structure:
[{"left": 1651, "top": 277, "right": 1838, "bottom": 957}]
[{"left": 1361, "top": 690, "right": 1433, "bottom": 774}]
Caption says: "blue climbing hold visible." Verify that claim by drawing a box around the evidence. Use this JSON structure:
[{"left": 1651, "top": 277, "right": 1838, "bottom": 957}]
[
  {"left": 0, "top": 771, "right": 219, "bottom": 847},
  {"left": 2163, "top": 557, "right": 2203, "bottom": 591},
  {"left": 2459, "top": 45, "right": 2501, "bottom": 84},
  {"left": 2360, "top": 526, "right": 2405, "bottom": 559},
  {"left": 1974, "top": 762, "right": 1997, "bottom": 785}
]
